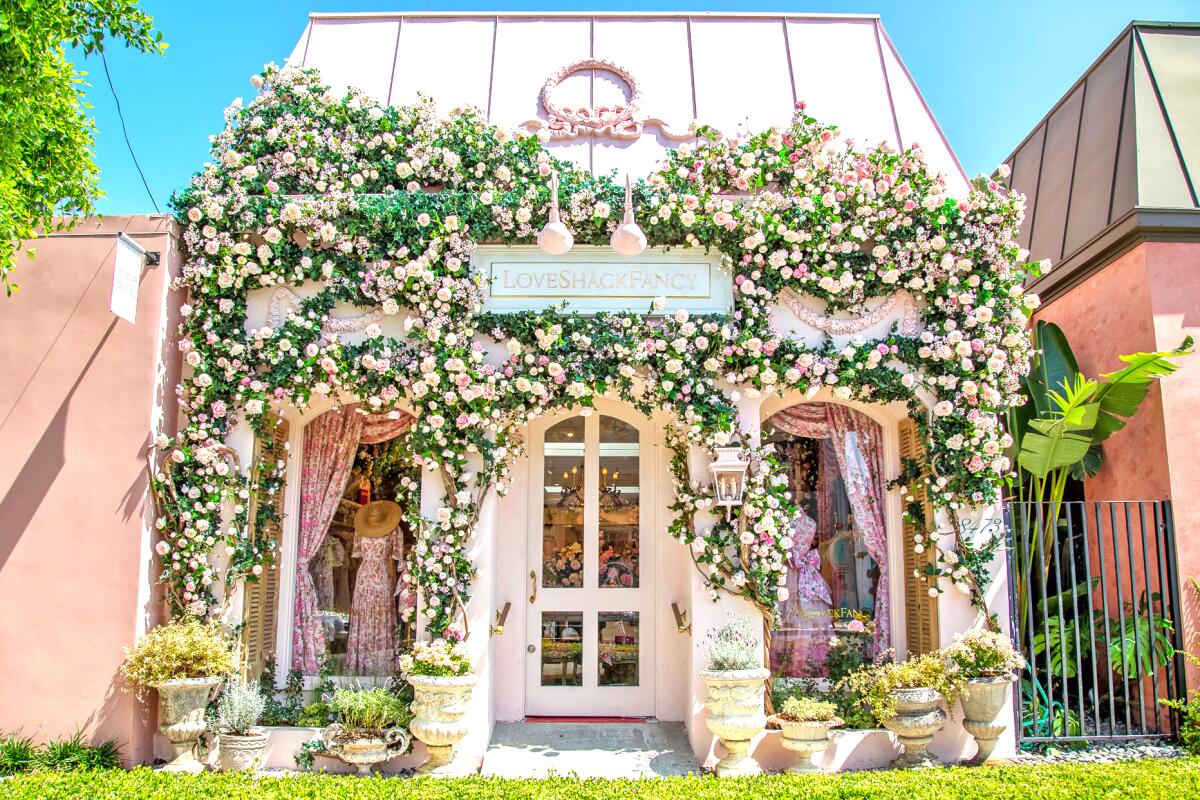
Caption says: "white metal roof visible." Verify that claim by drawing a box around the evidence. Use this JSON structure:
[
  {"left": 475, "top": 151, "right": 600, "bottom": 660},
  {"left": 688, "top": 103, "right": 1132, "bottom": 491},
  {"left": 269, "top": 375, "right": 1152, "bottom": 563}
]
[{"left": 286, "top": 12, "right": 969, "bottom": 194}]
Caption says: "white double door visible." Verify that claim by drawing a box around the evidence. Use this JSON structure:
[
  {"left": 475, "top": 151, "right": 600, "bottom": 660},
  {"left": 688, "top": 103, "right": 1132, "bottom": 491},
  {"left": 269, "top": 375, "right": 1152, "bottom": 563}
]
[{"left": 525, "top": 408, "right": 655, "bottom": 717}]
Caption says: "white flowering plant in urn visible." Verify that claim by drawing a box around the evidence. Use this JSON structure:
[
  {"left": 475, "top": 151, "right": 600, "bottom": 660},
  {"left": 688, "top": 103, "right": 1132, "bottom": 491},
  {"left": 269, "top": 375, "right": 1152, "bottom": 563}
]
[
  {"left": 401, "top": 638, "right": 477, "bottom": 776},
  {"left": 944, "top": 629, "right": 1025, "bottom": 763},
  {"left": 215, "top": 679, "right": 267, "bottom": 772},
  {"left": 699, "top": 614, "right": 770, "bottom": 776}
]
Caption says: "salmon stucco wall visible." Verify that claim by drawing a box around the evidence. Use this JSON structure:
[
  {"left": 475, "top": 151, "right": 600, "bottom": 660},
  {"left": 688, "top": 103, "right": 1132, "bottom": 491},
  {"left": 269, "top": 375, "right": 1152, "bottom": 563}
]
[
  {"left": 1145, "top": 241, "right": 1200, "bottom": 681},
  {"left": 1035, "top": 240, "right": 1200, "bottom": 689},
  {"left": 0, "top": 216, "right": 181, "bottom": 765}
]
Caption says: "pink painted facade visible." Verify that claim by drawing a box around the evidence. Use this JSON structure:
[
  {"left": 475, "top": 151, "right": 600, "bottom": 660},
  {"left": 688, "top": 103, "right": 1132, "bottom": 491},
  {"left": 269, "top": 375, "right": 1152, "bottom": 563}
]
[
  {"left": 0, "top": 216, "right": 181, "bottom": 765},
  {"left": 1035, "top": 241, "right": 1200, "bottom": 689}
]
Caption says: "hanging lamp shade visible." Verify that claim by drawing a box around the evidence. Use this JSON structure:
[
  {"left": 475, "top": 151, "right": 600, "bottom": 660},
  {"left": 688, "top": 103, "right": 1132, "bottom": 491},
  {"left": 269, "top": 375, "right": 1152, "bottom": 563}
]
[
  {"left": 610, "top": 175, "right": 647, "bottom": 257},
  {"left": 537, "top": 170, "right": 574, "bottom": 256}
]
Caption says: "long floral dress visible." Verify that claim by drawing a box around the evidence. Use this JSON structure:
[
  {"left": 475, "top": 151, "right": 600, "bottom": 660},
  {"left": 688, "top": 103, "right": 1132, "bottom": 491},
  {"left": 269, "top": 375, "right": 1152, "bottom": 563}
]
[
  {"left": 772, "top": 509, "right": 835, "bottom": 676},
  {"left": 345, "top": 533, "right": 397, "bottom": 675}
]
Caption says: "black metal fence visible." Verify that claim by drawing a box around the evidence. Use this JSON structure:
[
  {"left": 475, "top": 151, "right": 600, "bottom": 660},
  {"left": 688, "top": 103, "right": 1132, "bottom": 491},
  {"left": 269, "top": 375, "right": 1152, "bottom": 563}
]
[{"left": 1004, "top": 500, "right": 1186, "bottom": 744}]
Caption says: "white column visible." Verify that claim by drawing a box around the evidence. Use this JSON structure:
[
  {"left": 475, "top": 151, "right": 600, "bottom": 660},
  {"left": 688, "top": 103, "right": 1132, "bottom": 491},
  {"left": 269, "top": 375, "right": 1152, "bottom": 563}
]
[
  {"left": 460, "top": 452, "right": 497, "bottom": 761},
  {"left": 687, "top": 391, "right": 769, "bottom": 768},
  {"left": 930, "top": 502, "right": 1017, "bottom": 761}
]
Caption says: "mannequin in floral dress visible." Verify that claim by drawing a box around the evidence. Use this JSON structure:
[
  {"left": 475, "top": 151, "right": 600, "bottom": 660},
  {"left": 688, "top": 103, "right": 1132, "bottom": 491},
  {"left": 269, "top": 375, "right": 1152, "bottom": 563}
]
[
  {"left": 346, "top": 501, "right": 401, "bottom": 675},
  {"left": 773, "top": 500, "right": 835, "bottom": 676}
]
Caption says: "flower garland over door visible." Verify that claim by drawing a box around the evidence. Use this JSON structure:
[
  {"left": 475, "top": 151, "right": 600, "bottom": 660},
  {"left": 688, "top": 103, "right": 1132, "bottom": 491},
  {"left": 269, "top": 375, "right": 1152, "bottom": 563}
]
[{"left": 150, "top": 64, "right": 1041, "bottom": 639}]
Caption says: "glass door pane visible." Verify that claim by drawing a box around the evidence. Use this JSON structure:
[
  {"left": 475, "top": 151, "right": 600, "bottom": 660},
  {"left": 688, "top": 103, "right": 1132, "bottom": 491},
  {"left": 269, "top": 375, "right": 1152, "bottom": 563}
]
[
  {"left": 543, "top": 417, "right": 585, "bottom": 589},
  {"left": 598, "top": 611, "right": 639, "bottom": 686},
  {"left": 598, "top": 416, "right": 639, "bottom": 588},
  {"left": 541, "top": 612, "right": 583, "bottom": 687}
]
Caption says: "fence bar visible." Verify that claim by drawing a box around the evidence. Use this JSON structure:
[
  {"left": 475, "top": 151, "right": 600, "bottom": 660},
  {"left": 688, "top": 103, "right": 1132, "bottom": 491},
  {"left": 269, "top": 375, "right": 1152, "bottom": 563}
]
[
  {"left": 1035, "top": 501, "right": 1057, "bottom": 726},
  {"left": 1124, "top": 502, "right": 1147, "bottom": 733},
  {"left": 1063, "top": 503, "right": 1087, "bottom": 734},
  {"left": 1139, "top": 502, "right": 1161, "bottom": 733},
  {"left": 1050, "top": 505, "right": 1071, "bottom": 729},
  {"left": 1109, "top": 502, "right": 1133, "bottom": 736},
  {"left": 1095, "top": 502, "right": 1116, "bottom": 735},
  {"left": 1162, "top": 500, "right": 1188, "bottom": 736},
  {"left": 1079, "top": 503, "right": 1103, "bottom": 737}
]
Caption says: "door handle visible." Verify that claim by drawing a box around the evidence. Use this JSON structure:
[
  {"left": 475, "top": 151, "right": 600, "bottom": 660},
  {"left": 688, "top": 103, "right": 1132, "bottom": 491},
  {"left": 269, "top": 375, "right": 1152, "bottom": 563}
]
[{"left": 528, "top": 570, "right": 537, "bottom": 604}]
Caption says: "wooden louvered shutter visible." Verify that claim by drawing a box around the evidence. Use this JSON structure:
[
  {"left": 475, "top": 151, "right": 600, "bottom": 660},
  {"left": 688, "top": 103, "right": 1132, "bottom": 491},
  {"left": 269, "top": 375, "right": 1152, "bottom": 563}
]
[
  {"left": 898, "top": 417, "right": 940, "bottom": 656},
  {"left": 241, "top": 417, "right": 289, "bottom": 681}
]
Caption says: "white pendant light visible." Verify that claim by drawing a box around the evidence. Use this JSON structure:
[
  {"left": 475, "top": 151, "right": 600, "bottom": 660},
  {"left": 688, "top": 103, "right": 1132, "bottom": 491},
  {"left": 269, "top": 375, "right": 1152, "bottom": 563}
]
[
  {"left": 537, "top": 170, "right": 574, "bottom": 256},
  {"left": 610, "top": 175, "right": 647, "bottom": 257}
]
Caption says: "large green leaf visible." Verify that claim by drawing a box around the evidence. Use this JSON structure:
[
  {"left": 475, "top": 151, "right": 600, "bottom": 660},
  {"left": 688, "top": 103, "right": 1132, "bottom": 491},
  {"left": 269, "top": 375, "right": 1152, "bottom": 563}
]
[
  {"left": 1069, "top": 442, "right": 1105, "bottom": 481},
  {"left": 1017, "top": 375, "right": 1100, "bottom": 479},
  {"left": 1027, "top": 321, "right": 1081, "bottom": 416},
  {"left": 1091, "top": 337, "right": 1194, "bottom": 442}
]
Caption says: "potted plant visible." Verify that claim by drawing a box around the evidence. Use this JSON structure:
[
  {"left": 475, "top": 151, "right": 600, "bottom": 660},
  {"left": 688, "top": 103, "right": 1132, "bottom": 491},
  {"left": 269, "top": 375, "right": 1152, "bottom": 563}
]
[
  {"left": 844, "top": 652, "right": 963, "bottom": 769},
  {"left": 120, "top": 619, "right": 235, "bottom": 772},
  {"left": 768, "top": 696, "right": 843, "bottom": 774},
  {"left": 698, "top": 613, "right": 769, "bottom": 777},
  {"left": 400, "top": 637, "right": 476, "bottom": 776},
  {"left": 320, "top": 687, "right": 411, "bottom": 775},
  {"left": 944, "top": 629, "right": 1025, "bottom": 763},
  {"left": 215, "top": 680, "right": 267, "bottom": 772}
]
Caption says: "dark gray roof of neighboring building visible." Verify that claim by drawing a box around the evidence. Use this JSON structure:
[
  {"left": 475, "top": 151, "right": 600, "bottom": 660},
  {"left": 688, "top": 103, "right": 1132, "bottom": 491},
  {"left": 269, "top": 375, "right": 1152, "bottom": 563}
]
[{"left": 1005, "top": 22, "right": 1200, "bottom": 299}]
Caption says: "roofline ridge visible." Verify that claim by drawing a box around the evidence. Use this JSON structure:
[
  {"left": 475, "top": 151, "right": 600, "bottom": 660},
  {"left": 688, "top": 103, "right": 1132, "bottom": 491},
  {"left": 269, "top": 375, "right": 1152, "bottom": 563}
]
[{"left": 304, "top": 11, "right": 884, "bottom": 22}]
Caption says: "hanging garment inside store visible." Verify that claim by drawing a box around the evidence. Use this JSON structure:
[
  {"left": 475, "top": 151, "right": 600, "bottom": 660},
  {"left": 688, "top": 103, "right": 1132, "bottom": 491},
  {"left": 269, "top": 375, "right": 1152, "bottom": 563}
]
[{"left": 345, "top": 500, "right": 401, "bottom": 675}]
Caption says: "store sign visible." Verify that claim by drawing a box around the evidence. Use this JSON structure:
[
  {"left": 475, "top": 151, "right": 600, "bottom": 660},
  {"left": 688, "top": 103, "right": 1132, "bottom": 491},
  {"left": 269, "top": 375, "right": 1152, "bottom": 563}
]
[
  {"left": 110, "top": 233, "right": 145, "bottom": 324},
  {"left": 476, "top": 246, "right": 732, "bottom": 315}
]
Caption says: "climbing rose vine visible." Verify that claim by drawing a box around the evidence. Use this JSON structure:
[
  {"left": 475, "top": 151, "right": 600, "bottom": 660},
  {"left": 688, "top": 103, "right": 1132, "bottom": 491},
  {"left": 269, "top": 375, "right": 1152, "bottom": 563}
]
[{"left": 153, "top": 64, "right": 1040, "bottom": 635}]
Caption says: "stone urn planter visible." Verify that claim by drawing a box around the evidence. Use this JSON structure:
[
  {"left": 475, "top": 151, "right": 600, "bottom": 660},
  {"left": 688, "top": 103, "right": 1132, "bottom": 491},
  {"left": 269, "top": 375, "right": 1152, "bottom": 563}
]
[
  {"left": 321, "top": 724, "right": 410, "bottom": 775},
  {"left": 882, "top": 687, "right": 947, "bottom": 769},
  {"left": 217, "top": 731, "right": 268, "bottom": 772},
  {"left": 960, "top": 675, "right": 1015, "bottom": 764},
  {"left": 769, "top": 716, "right": 844, "bottom": 774},
  {"left": 152, "top": 677, "right": 222, "bottom": 772},
  {"left": 699, "top": 667, "right": 770, "bottom": 776},
  {"left": 408, "top": 673, "right": 478, "bottom": 776}
]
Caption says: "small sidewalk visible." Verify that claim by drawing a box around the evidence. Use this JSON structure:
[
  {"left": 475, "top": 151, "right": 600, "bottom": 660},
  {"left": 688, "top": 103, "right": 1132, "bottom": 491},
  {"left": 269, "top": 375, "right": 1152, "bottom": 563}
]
[{"left": 480, "top": 721, "right": 698, "bottom": 778}]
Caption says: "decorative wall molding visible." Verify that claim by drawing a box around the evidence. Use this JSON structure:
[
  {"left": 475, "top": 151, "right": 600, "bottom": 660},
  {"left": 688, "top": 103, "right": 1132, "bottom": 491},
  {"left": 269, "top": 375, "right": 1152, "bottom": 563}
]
[
  {"left": 519, "top": 59, "right": 696, "bottom": 142},
  {"left": 778, "top": 290, "right": 922, "bottom": 337},
  {"left": 264, "top": 287, "right": 386, "bottom": 337}
]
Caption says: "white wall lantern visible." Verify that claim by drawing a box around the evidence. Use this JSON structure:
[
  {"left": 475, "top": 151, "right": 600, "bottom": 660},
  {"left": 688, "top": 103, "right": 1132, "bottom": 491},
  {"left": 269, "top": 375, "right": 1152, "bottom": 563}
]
[{"left": 708, "top": 446, "right": 749, "bottom": 520}]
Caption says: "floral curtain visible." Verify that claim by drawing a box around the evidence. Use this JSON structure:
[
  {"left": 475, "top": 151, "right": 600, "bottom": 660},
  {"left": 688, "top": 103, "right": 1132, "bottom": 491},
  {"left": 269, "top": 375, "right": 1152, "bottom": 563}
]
[
  {"left": 766, "top": 402, "right": 892, "bottom": 663},
  {"left": 359, "top": 410, "right": 414, "bottom": 445},
  {"left": 293, "top": 406, "right": 364, "bottom": 674},
  {"left": 827, "top": 404, "right": 890, "bottom": 653}
]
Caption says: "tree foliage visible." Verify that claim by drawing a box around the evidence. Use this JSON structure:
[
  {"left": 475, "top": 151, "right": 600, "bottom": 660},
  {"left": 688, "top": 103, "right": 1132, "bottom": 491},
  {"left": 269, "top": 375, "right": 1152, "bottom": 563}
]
[{"left": 0, "top": 0, "right": 164, "bottom": 294}]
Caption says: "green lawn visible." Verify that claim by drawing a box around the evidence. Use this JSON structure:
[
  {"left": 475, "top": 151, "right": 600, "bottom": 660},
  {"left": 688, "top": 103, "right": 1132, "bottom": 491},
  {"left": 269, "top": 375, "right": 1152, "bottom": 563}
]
[{"left": 4, "top": 759, "right": 1200, "bottom": 799}]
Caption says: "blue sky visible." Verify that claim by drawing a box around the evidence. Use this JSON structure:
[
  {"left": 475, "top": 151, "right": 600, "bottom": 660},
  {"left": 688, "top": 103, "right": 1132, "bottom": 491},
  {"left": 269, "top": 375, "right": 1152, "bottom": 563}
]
[{"left": 74, "top": 1, "right": 1200, "bottom": 214}]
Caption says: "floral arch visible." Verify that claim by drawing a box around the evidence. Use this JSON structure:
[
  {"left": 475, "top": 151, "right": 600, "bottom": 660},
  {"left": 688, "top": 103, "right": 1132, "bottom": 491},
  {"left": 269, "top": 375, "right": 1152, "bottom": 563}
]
[{"left": 152, "top": 64, "right": 1041, "bottom": 642}]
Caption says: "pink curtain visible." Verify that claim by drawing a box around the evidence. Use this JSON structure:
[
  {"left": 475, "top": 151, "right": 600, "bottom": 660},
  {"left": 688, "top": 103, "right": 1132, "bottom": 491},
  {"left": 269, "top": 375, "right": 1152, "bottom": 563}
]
[
  {"left": 359, "top": 411, "right": 414, "bottom": 445},
  {"left": 828, "top": 404, "right": 891, "bottom": 653},
  {"left": 293, "top": 407, "right": 363, "bottom": 674}
]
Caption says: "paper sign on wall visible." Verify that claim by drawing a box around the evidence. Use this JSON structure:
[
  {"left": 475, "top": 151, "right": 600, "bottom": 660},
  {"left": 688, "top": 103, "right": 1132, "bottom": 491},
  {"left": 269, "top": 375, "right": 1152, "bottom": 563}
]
[{"left": 110, "top": 233, "right": 144, "bottom": 324}]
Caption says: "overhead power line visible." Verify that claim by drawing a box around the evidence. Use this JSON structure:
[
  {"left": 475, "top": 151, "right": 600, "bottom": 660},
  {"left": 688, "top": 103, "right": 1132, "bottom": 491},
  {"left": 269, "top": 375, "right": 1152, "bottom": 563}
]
[{"left": 99, "top": 49, "right": 160, "bottom": 214}]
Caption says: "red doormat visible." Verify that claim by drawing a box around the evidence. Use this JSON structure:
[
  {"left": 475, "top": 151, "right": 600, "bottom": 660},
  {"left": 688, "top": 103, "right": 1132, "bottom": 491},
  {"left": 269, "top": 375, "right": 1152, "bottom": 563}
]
[{"left": 524, "top": 716, "right": 650, "bottom": 723}]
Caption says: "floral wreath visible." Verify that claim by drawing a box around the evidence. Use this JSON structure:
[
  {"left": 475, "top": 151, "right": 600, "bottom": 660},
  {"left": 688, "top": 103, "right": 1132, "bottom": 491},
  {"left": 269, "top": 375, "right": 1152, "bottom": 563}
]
[{"left": 153, "top": 64, "right": 1041, "bottom": 641}]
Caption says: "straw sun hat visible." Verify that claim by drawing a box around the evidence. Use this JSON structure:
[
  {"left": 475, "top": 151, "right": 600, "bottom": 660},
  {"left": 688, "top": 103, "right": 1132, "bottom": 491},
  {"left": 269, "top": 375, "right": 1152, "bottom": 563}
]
[{"left": 354, "top": 500, "right": 402, "bottom": 537}]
